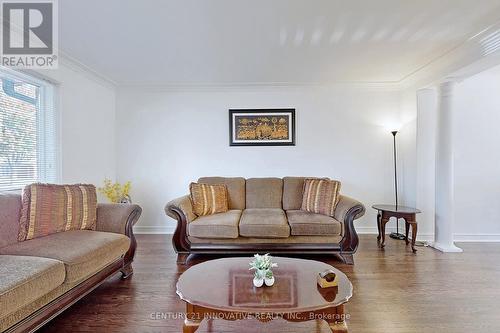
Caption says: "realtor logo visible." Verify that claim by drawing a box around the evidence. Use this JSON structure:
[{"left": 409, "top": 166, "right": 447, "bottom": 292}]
[{"left": 1, "top": 0, "right": 58, "bottom": 68}]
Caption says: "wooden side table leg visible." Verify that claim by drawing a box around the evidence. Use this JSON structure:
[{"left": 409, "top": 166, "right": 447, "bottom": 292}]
[
  {"left": 380, "top": 219, "right": 389, "bottom": 248},
  {"left": 410, "top": 220, "right": 418, "bottom": 253},
  {"left": 405, "top": 220, "right": 410, "bottom": 245},
  {"left": 376, "top": 212, "right": 382, "bottom": 241}
]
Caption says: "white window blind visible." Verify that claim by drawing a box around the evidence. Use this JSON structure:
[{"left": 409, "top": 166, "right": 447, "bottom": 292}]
[{"left": 0, "top": 68, "right": 59, "bottom": 191}]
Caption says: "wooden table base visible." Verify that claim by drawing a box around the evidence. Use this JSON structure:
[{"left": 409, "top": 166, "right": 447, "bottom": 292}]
[
  {"left": 182, "top": 303, "right": 348, "bottom": 333},
  {"left": 377, "top": 211, "right": 418, "bottom": 253}
]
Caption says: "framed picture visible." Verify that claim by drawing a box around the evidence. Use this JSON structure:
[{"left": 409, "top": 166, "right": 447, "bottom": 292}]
[{"left": 229, "top": 109, "right": 296, "bottom": 146}]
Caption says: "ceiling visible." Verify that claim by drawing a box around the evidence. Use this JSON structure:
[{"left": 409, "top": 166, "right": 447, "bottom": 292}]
[{"left": 58, "top": 0, "right": 500, "bottom": 86}]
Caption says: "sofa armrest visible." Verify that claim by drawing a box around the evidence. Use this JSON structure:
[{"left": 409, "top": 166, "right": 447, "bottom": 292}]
[
  {"left": 165, "top": 195, "right": 197, "bottom": 223},
  {"left": 165, "top": 195, "right": 195, "bottom": 254},
  {"left": 96, "top": 203, "right": 142, "bottom": 235},
  {"left": 334, "top": 195, "right": 365, "bottom": 255},
  {"left": 334, "top": 195, "right": 365, "bottom": 222},
  {"left": 96, "top": 203, "right": 142, "bottom": 270}
]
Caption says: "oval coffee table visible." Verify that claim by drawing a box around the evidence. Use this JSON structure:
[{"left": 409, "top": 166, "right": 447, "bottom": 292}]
[{"left": 176, "top": 257, "right": 352, "bottom": 332}]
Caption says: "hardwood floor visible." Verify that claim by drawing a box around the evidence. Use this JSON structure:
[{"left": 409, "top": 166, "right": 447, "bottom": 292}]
[{"left": 38, "top": 235, "right": 500, "bottom": 333}]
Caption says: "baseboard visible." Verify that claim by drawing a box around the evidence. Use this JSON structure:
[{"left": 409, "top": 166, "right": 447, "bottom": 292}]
[
  {"left": 453, "top": 234, "right": 500, "bottom": 242},
  {"left": 358, "top": 228, "right": 500, "bottom": 242},
  {"left": 357, "top": 226, "right": 388, "bottom": 234},
  {"left": 356, "top": 227, "right": 434, "bottom": 242},
  {"left": 133, "top": 225, "right": 175, "bottom": 234}
]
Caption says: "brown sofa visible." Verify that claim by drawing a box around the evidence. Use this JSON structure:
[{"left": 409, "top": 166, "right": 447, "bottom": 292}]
[
  {"left": 0, "top": 193, "right": 142, "bottom": 333},
  {"left": 165, "top": 177, "right": 365, "bottom": 265}
]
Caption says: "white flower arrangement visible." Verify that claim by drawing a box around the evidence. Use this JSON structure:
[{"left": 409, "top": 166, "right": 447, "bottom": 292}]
[{"left": 249, "top": 253, "right": 278, "bottom": 286}]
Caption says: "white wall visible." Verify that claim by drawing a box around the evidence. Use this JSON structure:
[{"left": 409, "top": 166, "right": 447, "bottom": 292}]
[
  {"left": 414, "top": 89, "right": 438, "bottom": 240},
  {"left": 115, "top": 85, "right": 402, "bottom": 232},
  {"left": 453, "top": 65, "right": 500, "bottom": 240},
  {"left": 403, "top": 64, "right": 500, "bottom": 242},
  {"left": 26, "top": 59, "right": 500, "bottom": 242},
  {"left": 22, "top": 57, "right": 500, "bottom": 242},
  {"left": 34, "top": 61, "right": 117, "bottom": 188},
  {"left": 398, "top": 89, "right": 418, "bottom": 208}
]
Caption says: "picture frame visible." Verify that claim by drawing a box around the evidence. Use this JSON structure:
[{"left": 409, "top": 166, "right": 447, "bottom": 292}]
[{"left": 228, "top": 108, "right": 296, "bottom": 146}]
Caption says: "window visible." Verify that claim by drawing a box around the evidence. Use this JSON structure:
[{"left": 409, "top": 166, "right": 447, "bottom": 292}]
[{"left": 0, "top": 68, "right": 59, "bottom": 191}]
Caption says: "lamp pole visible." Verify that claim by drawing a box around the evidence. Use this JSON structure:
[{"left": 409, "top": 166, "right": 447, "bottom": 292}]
[
  {"left": 390, "top": 130, "right": 405, "bottom": 240},
  {"left": 392, "top": 130, "right": 398, "bottom": 208}
]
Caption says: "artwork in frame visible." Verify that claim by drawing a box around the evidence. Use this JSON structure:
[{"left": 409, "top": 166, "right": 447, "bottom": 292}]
[{"left": 229, "top": 109, "right": 296, "bottom": 146}]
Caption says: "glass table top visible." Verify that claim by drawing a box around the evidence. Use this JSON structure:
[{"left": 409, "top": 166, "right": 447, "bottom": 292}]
[{"left": 372, "top": 204, "right": 421, "bottom": 214}]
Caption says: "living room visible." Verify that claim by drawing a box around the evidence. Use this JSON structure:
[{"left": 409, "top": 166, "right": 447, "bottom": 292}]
[{"left": 1, "top": 1, "right": 500, "bottom": 332}]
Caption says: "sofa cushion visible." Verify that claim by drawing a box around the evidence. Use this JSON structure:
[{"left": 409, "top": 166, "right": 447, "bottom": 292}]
[
  {"left": 239, "top": 208, "right": 290, "bottom": 238},
  {"left": 18, "top": 183, "right": 98, "bottom": 241},
  {"left": 190, "top": 182, "right": 229, "bottom": 216},
  {"left": 0, "top": 255, "right": 65, "bottom": 320},
  {"left": 301, "top": 179, "right": 341, "bottom": 217},
  {"left": 286, "top": 210, "right": 342, "bottom": 236},
  {"left": 0, "top": 193, "right": 22, "bottom": 249},
  {"left": 198, "top": 177, "right": 246, "bottom": 210},
  {"left": 283, "top": 177, "right": 306, "bottom": 210},
  {"left": 189, "top": 210, "right": 242, "bottom": 239},
  {"left": 246, "top": 178, "right": 283, "bottom": 209},
  {"left": 283, "top": 177, "right": 330, "bottom": 210},
  {"left": 0, "top": 230, "right": 130, "bottom": 284}
]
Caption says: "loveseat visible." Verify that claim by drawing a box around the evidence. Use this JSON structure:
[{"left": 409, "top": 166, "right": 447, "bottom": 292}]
[
  {"left": 0, "top": 193, "right": 142, "bottom": 333},
  {"left": 165, "top": 177, "right": 365, "bottom": 265}
]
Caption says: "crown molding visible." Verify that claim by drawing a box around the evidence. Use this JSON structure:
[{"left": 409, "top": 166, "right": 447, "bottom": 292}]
[
  {"left": 116, "top": 81, "right": 402, "bottom": 93},
  {"left": 58, "top": 51, "right": 117, "bottom": 89},
  {"left": 399, "top": 20, "right": 500, "bottom": 89}
]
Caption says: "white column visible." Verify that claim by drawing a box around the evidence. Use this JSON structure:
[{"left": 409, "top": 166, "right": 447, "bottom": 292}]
[{"left": 432, "top": 80, "right": 462, "bottom": 252}]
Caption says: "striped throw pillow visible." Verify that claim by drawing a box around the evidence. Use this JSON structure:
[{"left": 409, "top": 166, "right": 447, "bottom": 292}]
[
  {"left": 18, "top": 184, "right": 98, "bottom": 241},
  {"left": 189, "top": 183, "right": 229, "bottom": 216},
  {"left": 301, "top": 178, "right": 341, "bottom": 217}
]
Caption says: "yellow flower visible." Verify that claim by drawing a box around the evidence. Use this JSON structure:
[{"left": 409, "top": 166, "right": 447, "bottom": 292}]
[{"left": 98, "top": 179, "right": 132, "bottom": 203}]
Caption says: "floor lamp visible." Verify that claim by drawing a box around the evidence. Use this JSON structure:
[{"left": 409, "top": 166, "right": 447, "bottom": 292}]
[{"left": 389, "top": 130, "right": 406, "bottom": 240}]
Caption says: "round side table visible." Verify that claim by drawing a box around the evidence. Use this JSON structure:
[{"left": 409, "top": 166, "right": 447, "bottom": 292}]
[{"left": 372, "top": 204, "right": 421, "bottom": 253}]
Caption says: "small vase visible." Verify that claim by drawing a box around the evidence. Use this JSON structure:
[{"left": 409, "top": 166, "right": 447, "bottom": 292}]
[
  {"left": 119, "top": 195, "right": 132, "bottom": 204},
  {"left": 253, "top": 277, "right": 264, "bottom": 287},
  {"left": 264, "top": 276, "right": 275, "bottom": 287}
]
